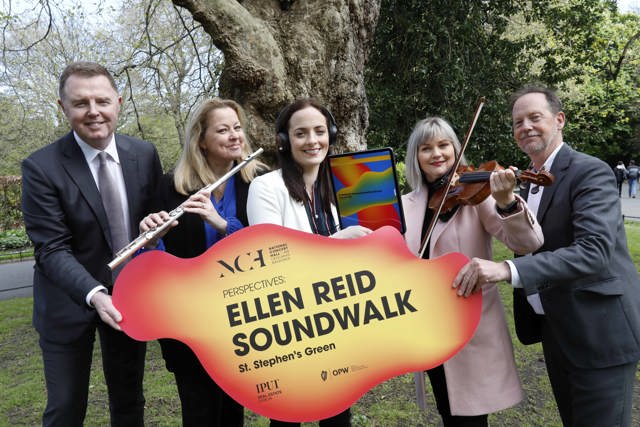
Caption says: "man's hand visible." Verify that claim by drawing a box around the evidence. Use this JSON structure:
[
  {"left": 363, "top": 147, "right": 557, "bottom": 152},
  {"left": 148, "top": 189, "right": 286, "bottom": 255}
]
[
  {"left": 452, "top": 258, "right": 511, "bottom": 297},
  {"left": 138, "top": 210, "right": 178, "bottom": 249},
  {"left": 90, "top": 291, "right": 123, "bottom": 331}
]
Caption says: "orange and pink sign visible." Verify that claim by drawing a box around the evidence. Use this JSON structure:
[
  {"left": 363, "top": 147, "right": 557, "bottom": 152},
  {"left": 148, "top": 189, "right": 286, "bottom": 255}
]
[{"left": 113, "top": 224, "right": 481, "bottom": 422}]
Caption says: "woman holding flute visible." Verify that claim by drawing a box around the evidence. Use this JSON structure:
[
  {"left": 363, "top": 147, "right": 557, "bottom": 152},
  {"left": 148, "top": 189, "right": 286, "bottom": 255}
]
[{"left": 139, "top": 98, "right": 267, "bottom": 426}]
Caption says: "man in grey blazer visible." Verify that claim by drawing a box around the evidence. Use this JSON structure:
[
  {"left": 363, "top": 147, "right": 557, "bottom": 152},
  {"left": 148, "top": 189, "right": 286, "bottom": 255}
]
[
  {"left": 453, "top": 85, "right": 640, "bottom": 426},
  {"left": 21, "top": 62, "right": 162, "bottom": 426}
]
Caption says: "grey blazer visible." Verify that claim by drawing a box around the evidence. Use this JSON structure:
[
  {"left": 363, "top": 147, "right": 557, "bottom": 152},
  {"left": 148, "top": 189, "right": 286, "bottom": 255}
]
[{"left": 513, "top": 143, "right": 640, "bottom": 368}]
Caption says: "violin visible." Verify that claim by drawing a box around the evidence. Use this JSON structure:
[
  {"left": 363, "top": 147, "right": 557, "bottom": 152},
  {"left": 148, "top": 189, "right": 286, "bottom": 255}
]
[{"left": 428, "top": 160, "right": 555, "bottom": 213}]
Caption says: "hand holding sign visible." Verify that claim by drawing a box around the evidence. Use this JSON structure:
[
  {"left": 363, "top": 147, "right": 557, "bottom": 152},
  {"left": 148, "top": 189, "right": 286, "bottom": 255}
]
[{"left": 112, "top": 224, "right": 481, "bottom": 422}]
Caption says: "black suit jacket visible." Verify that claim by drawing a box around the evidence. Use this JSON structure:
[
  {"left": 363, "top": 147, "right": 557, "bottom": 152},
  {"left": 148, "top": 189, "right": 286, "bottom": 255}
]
[
  {"left": 512, "top": 144, "right": 640, "bottom": 368},
  {"left": 21, "top": 132, "right": 163, "bottom": 344},
  {"left": 156, "top": 172, "right": 254, "bottom": 372}
]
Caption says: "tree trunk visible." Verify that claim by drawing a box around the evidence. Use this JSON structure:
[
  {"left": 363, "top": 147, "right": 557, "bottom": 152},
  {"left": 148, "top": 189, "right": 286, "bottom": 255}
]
[{"left": 172, "top": 0, "right": 381, "bottom": 163}]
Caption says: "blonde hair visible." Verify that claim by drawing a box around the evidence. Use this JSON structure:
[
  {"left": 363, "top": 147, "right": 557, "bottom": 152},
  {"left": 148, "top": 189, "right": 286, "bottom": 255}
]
[
  {"left": 173, "top": 98, "right": 267, "bottom": 195},
  {"left": 404, "top": 116, "right": 467, "bottom": 193}
]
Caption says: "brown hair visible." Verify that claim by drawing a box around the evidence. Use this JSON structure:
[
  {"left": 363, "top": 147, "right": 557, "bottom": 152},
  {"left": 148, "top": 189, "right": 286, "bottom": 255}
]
[
  {"left": 509, "top": 85, "right": 563, "bottom": 115},
  {"left": 274, "top": 98, "right": 336, "bottom": 212},
  {"left": 58, "top": 62, "right": 118, "bottom": 100}
]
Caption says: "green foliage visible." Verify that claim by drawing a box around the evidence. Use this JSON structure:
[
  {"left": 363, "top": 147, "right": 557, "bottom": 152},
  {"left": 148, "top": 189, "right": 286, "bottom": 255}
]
[
  {"left": 521, "top": 1, "right": 640, "bottom": 164},
  {"left": 395, "top": 161, "right": 407, "bottom": 195},
  {"left": 366, "top": 0, "right": 535, "bottom": 170},
  {"left": 366, "top": 0, "right": 640, "bottom": 170},
  {"left": 0, "top": 94, "right": 58, "bottom": 176},
  {"left": 0, "top": 177, "right": 23, "bottom": 231},
  {"left": 0, "top": 228, "right": 30, "bottom": 251},
  {"left": 119, "top": 112, "right": 183, "bottom": 172}
]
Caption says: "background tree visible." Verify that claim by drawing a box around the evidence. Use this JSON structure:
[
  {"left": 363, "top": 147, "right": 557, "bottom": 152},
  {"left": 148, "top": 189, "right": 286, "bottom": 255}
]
[
  {"left": 115, "top": 0, "right": 222, "bottom": 170},
  {"left": 172, "top": 0, "right": 382, "bottom": 163},
  {"left": 1, "top": 0, "right": 639, "bottom": 173},
  {"left": 526, "top": 0, "right": 640, "bottom": 163},
  {"left": 0, "top": 0, "right": 221, "bottom": 172},
  {"left": 366, "top": 0, "right": 640, "bottom": 169}
]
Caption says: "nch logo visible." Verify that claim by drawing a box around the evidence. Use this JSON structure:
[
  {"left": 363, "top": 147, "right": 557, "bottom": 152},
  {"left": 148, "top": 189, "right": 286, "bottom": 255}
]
[{"left": 217, "top": 249, "right": 266, "bottom": 277}]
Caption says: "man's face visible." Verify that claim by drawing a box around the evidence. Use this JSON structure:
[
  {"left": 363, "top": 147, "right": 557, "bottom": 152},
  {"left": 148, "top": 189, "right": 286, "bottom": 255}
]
[
  {"left": 512, "top": 92, "right": 564, "bottom": 158},
  {"left": 58, "top": 74, "right": 122, "bottom": 150}
]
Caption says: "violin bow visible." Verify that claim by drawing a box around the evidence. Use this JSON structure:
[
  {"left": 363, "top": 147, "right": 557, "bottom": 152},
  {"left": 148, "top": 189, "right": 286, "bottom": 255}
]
[{"left": 418, "top": 97, "right": 485, "bottom": 259}]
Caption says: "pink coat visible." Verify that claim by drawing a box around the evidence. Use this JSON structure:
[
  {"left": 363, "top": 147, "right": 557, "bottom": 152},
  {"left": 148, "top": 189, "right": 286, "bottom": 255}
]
[{"left": 402, "top": 189, "right": 543, "bottom": 415}]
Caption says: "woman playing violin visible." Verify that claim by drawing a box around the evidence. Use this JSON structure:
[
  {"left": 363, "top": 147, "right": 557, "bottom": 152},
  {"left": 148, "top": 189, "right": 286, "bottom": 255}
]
[{"left": 402, "top": 116, "right": 544, "bottom": 426}]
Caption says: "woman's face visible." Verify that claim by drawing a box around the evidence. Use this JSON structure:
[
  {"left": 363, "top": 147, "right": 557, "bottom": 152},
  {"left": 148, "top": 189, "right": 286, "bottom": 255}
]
[
  {"left": 417, "top": 135, "right": 456, "bottom": 183},
  {"left": 287, "top": 106, "right": 330, "bottom": 173},
  {"left": 199, "top": 107, "right": 245, "bottom": 164}
]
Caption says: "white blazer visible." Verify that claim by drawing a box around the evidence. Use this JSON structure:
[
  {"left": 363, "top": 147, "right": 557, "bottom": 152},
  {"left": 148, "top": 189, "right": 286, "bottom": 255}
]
[{"left": 247, "top": 169, "right": 339, "bottom": 231}]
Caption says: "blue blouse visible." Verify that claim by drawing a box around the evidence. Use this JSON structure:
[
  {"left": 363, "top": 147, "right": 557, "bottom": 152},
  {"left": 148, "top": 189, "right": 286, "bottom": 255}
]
[
  {"left": 139, "top": 175, "right": 242, "bottom": 254},
  {"left": 204, "top": 175, "right": 242, "bottom": 246}
]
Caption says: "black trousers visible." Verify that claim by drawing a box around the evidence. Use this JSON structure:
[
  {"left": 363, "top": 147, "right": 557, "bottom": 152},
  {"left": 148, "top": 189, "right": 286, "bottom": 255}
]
[
  {"left": 427, "top": 365, "right": 488, "bottom": 427},
  {"left": 173, "top": 362, "right": 244, "bottom": 427},
  {"left": 39, "top": 321, "right": 146, "bottom": 427},
  {"left": 270, "top": 408, "right": 351, "bottom": 427}
]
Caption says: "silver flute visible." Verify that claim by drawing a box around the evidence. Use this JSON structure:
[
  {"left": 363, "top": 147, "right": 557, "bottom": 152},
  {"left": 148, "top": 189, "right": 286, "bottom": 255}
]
[{"left": 108, "top": 148, "right": 264, "bottom": 270}]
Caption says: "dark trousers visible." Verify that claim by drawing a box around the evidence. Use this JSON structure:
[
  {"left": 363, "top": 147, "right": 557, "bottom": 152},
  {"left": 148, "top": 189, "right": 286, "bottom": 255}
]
[
  {"left": 427, "top": 365, "right": 488, "bottom": 427},
  {"left": 270, "top": 409, "right": 351, "bottom": 427},
  {"left": 541, "top": 319, "right": 637, "bottom": 426},
  {"left": 173, "top": 363, "right": 244, "bottom": 427},
  {"left": 39, "top": 321, "right": 146, "bottom": 427}
]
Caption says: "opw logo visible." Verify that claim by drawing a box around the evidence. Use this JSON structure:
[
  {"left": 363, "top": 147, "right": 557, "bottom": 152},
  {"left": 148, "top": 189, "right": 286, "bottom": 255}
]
[{"left": 332, "top": 367, "right": 350, "bottom": 376}]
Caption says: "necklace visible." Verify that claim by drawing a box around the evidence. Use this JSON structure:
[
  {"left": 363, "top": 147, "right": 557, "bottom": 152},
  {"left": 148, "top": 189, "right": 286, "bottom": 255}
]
[{"left": 308, "top": 187, "right": 319, "bottom": 219}]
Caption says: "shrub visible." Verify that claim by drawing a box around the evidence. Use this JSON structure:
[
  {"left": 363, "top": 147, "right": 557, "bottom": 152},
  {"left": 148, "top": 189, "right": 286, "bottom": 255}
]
[
  {"left": 0, "top": 176, "right": 23, "bottom": 230},
  {"left": 0, "top": 227, "right": 31, "bottom": 250}
]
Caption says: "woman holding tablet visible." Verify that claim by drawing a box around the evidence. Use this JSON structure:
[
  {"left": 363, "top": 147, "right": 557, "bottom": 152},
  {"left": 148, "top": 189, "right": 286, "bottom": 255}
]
[{"left": 247, "top": 98, "right": 371, "bottom": 426}]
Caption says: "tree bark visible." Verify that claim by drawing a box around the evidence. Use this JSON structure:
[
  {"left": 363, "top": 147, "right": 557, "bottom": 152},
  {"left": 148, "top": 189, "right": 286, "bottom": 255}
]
[{"left": 172, "top": 0, "right": 381, "bottom": 163}]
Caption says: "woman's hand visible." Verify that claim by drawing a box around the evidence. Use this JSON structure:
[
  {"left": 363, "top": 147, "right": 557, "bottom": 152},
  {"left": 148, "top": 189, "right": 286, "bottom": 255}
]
[
  {"left": 490, "top": 168, "right": 517, "bottom": 209},
  {"left": 183, "top": 190, "right": 227, "bottom": 234},
  {"left": 138, "top": 210, "right": 177, "bottom": 249},
  {"left": 331, "top": 225, "right": 373, "bottom": 239}
]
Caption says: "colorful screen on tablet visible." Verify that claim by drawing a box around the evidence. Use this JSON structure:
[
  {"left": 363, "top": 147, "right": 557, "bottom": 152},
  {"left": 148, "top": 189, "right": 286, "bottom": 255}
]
[{"left": 329, "top": 148, "right": 406, "bottom": 234}]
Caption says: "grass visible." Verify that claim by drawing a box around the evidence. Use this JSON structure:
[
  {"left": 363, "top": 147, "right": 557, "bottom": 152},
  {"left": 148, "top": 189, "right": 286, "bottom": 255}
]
[
  {"left": 2, "top": 223, "right": 640, "bottom": 426},
  {"left": 0, "top": 249, "right": 33, "bottom": 264}
]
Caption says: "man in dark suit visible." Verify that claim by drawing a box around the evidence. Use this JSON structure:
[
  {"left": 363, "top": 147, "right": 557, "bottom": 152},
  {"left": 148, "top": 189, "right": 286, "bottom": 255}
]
[
  {"left": 21, "top": 62, "right": 163, "bottom": 426},
  {"left": 453, "top": 85, "right": 640, "bottom": 426}
]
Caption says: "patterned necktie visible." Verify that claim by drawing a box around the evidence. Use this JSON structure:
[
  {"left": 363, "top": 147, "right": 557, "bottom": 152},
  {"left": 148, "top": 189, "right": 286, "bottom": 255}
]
[{"left": 97, "top": 152, "right": 129, "bottom": 252}]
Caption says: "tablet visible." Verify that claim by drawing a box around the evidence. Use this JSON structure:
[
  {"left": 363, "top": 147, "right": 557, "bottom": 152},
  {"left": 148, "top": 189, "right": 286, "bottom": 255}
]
[{"left": 328, "top": 148, "right": 406, "bottom": 234}]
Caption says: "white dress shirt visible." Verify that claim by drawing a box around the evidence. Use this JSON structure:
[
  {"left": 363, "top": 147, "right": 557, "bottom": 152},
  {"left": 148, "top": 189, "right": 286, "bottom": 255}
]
[
  {"left": 507, "top": 142, "right": 564, "bottom": 314},
  {"left": 74, "top": 132, "right": 131, "bottom": 306}
]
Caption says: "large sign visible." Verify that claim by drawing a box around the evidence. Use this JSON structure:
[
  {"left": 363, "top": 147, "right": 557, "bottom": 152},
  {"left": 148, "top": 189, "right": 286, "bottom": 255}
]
[{"left": 113, "top": 224, "right": 481, "bottom": 422}]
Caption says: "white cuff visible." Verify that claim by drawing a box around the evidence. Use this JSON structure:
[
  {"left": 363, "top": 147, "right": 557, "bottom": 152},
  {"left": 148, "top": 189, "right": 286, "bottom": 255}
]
[
  {"left": 505, "top": 260, "right": 522, "bottom": 288},
  {"left": 86, "top": 285, "right": 108, "bottom": 307}
]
